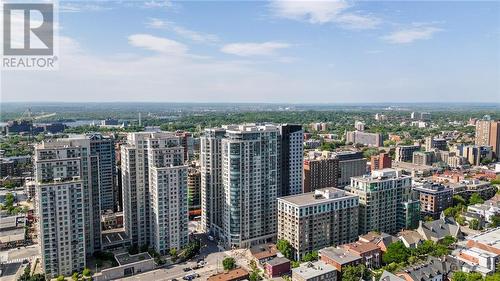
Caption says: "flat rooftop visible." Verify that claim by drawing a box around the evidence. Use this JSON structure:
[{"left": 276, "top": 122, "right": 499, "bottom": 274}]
[
  {"left": 115, "top": 252, "right": 152, "bottom": 266},
  {"left": 319, "top": 247, "right": 362, "bottom": 265},
  {"left": 278, "top": 187, "right": 356, "bottom": 207},
  {"left": 468, "top": 228, "right": 500, "bottom": 250},
  {"left": 292, "top": 261, "right": 336, "bottom": 279},
  {"left": 102, "top": 228, "right": 130, "bottom": 245}
]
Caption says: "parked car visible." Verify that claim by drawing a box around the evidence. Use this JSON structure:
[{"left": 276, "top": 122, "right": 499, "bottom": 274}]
[{"left": 183, "top": 267, "right": 192, "bottom": 272}]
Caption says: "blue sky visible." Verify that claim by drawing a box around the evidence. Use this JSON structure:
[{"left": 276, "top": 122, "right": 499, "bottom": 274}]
[{"left": 2, "top": 0, "right": 499, "bottom": 103}]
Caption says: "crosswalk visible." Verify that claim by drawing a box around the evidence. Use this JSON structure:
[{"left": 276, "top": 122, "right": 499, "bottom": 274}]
[{"left": 1, "top": 256, "right": 38, "bottom": 265}]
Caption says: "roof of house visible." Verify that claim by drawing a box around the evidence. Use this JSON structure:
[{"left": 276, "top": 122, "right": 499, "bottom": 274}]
[
  {"left": 342, "top": 241, "right": 380, "bottom": 255},
  {"left": 250, "top": 244, "right": 278, "bottom": 260},
  {"left": 266, "top": 257, "right": 290, "bottom": 267},
  {"left": 292, "top": 261, "right": 336, "bottom": 279},
  {"left": 398, "top": 230, "right": 424, "bottom": 245},
  {"left": 398, "top": 257, "right": 446, "bottom": 281},
  {"left": 380, "top": 271, "right": 405, "bottom": 281},
  {"left": 207, "top": 268, "right": 249, "bottom": 281},
  {"left": 418, "top": 216, "right": 461, "bottom": 240},
  {"left": 319, "top": 247, "right": 362, "bottom": 265},
  {"left": 360, "top": 231, "right": 398, "bottom": 248}
]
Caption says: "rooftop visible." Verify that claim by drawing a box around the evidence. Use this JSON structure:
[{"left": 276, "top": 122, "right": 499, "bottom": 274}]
[
  {"left": 115, "top": 252, "right": 153, "bottom": 266},
  {"left": 292, "top": 261, "right": 336, "bottom": 279},
  {"left": 319, "top": 247, "right": 362, "bottom": 265},
  {"left": 278, "top": 187, "right": 357, "bottom": 207},
  {"left": 250, "top": 244, "right": 278, "bottom": 260},
  {"left": 266, "top": 257, "right": 290, "bottom": 266},
  {"left": 207, "top": 268, "right": 249, "bottom": 281},
  {"left": 342, "top": 241, "right": 380, "bottom": 254},
  {"left": 467, "top": 227, "right": 500, "bottom": 250}
]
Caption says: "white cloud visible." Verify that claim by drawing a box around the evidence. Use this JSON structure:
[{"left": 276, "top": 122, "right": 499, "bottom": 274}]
[
  {"left": 221, "top": 42, "right": 290, "bottom": 56},
  {"left": 128, "top": 34, "right": 187, "bottom": 55},
  {"left": 143, "top": 0, "right": 173, "bottom": 8},
  {"left": 269, "top": 0, "right": 380, "bottom": 29},
  {"left": 146, "top": 18, "right": 219, "bottom": 44},
  {"left": 60, "top": 2, "right": 111, "bottom": 13},
  {"left": 382, "top": 25, "right": 442, "bottom": 44}
]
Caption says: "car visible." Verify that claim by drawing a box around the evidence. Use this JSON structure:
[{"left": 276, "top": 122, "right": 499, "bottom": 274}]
[
  {"left": 170, "top": 279, "right": 178, "bottom": 281},
  {"left": 197, "top": 261, "right": 206, "bottom": 266},
  {"left": 197, "top": 258, "right": 204, "bottom": 263},
  {"left": 183, "top": 273, "right": 198, "bottom": 280},
  {"left": 191, "top": 265, "right": 201, "bottom": 270},
  {"left": 208, "top": 235, "right": 214, "bottom": 241},
  {"left": 183, "top": 267, "right": 192, "bottom": 272}
]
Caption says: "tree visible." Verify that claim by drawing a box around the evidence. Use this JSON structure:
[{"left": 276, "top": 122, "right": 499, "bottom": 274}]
[
  {"left": 342, "top": 264, "right": 371, "bottom": 281},
  {"left": 302, "top": 251, "right": 318, "bottom": 262},
  {"left": 383, "top": 241, "right": 410, "bottom": 264},
  {"left": 82, "top": 268, "right": 91, "bottom": 277},
  {"left": 453, "top": 195, "right": 467, "bottom": 206},
  {"left": 277, "top": 239, "right": 294, "bottom": 260},
  {"left": 469, "top": 193, "right": 484, "bottom": 205},
  {"left": 469, "top": 219, "right": 481, "bottom": 230},
  {"left": 169, "top": 248, "right": 178, "bottom": 262},
  {"left": 452, "top": 272, "right": 468, "bottom": 281},
  {"left": 56, "top": 276, "right": 65, "bottom": 281},
  {"left": 490, "top": 215, "right": 500, "bottom": 228},
  {"left": 222, "top": 257, "right": 236, "bottom": 271},
  {"left": 72, "top": 272, "right": 79, "bottom": 281},
  {"left": 456, "top": 216, "right": 466, "bottom": 226},
  {"left": 439, "top": 235, "right": 457, "bottom": 247},
  {"left": 249, "top": 271, "right": 262, "bottom": 281}
]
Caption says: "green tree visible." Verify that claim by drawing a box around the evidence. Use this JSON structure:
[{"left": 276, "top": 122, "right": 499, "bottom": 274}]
[
  {"left": 383, "top": 241, "right": 410, "bottom": 264},
  {"left": 222, "top": 257, "right": 236, "bottom": 271},
  {"left": 72, "top": 272, "right": 79, "bottom": 281},
  {"left": 453, "top": 195, "right": 467, "bottom": 206},
  {"left": 82, "top": 268, "right": 91, "bottom": 277},
  {"left": 469, "top": 193, "right": 484, "bottom": 205},
  {"left": 277, "top": 239, "right": 294, "bottom": 260},
  {"left": 469, "top": 219, "right": 481, "bottom": 230},
  {"left": 249, "top": 271, "right": 262, "bottom": 281},
  {"left": 490, "top": 215, "right": 500, "bottom": 228},
  {"left": 452, "top": 272, "right": 467, "bottom": 281},
  {"left": 439, "top": 235, "right": 457, "bottom": 247},
  {"left": 169, "top": 248, "right": 178, "bottom": 262},
  {"left": 56, "top": 276, "right": 65, "bottom": 281},
  {"left": 302, "top": 251, "right": 318, "bottom": 262},
  {"left": 342, "top": 264, "right": 371, "bottom": 281}
]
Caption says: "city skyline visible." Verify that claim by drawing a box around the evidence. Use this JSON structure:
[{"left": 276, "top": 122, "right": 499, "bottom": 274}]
[{"left": 2, "top": 0, "right": 499, "bottom": 103}]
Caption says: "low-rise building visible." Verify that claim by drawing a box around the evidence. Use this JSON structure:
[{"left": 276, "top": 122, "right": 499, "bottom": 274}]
[
  {"left": 358, "top": 232, "right": 397, "bottom": 252},
  {"left": 397, "top": 230, "right": 423, "bottom": 249},
  {"left": 277, "top": 188, "right": 359, "bottom": 260},
  {"left": 207, "top": 268, "right": 249, "bottom": 281},
  {"left": 341, "top": 241, "right": 382, "bottom": 268},
  {"left": 319, "top": 247, "right": 362, "bottom": 273},
  {"left": 416, "top": 214, "right": 463, "bottom": 242},
  {"left": 93, "top": 252, "right": 155, "bottom": 281},
  {"left": 250, "top": 244, "right": 278, "bottom": 265},
  {"left": 292, "top": 261, "right": 337, "bottom": 281},
  {"left": 265, "top": 257, "right": 291, "bottom": 278}
]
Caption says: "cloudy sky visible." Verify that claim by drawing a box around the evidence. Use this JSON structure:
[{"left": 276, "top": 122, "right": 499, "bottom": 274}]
[{"left": 2, "top": 0, "right": 499, "bottom": 103}]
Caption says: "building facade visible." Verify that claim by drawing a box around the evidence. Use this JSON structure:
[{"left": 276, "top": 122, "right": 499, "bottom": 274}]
[
  {"left": 303, "top": 158, "right": 339, "bottom": 193},
  {"left": 476, "top": 120, "right": 500, "bottom": 159},
  {"left": 121, "top": 132, "right": 188, "bottom": 252},
  {"left": 346, "top": 131, "right": 383, "bottom": 147},
  {"left": 277, "top": 188, "right": 359, "bottom": 260},
  {"left": 413, "top": 183, "right": 453, "bottom": 219},
  {"left": 278, "top": 124, "right": 304, "bottom": 196},
  {"left": 395, "top": 145, "right": 420, "bottom": 162},
  {"left": 35, "top": 139, "right": 98, "bottom": 278},
  {"left": 346, "top": 169, "right": 417, "bottom": 235}
]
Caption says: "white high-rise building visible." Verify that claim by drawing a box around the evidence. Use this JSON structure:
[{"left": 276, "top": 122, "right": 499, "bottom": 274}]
[
  {"left": 148, "top": 136, "right": 188, "bottom": 254},
  {"left": 121, "top": 132, "right": 188, "bottom": 252},
  {"left": 35, "top": 138, "right": 100, "bottom": 278},
  {"left": 200, "top": 128, "right": 226, "bottom": 236},
  {"left": 201, "top": 125, "right": 279, "bottom": 248}
]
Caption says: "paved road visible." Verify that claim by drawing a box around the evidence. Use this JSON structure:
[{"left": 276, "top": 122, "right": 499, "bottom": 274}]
[{"left": 0, "top": 245, "right": 39, "bottom": 263}]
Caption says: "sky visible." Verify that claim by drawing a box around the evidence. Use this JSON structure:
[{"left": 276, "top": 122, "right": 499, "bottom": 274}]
[{"left": 1, "top": 0, "right": 500, "bottom": 103}]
